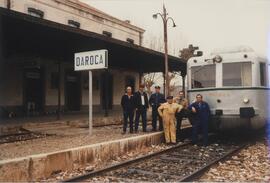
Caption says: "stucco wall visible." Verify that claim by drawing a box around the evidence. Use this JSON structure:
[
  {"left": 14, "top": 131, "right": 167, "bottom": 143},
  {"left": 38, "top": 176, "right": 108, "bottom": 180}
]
[
  {"left": 0, "top": 0, "right": 6, "bottom": 8},
  {"left": 0, "top": 59, "right": 139, "bottom": 113},
  {"left": 5, "top": 0, "right": 142, "bottom": 45}
]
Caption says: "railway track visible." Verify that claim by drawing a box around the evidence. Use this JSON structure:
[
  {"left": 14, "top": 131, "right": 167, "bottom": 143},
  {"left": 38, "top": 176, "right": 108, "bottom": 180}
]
[
  {"left": 0, "top": 127, "right": 52, "bottom": 144},
  {"left": 63, "top": 133, "right": 247, "bottom": 182}
]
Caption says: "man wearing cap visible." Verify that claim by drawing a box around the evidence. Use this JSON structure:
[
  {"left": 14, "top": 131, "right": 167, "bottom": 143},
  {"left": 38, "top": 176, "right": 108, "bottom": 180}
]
[
  {"left": 134, "top": 84, "right": 149, "bottom": 132},
  {"left": 149, "top": 86, "right": 166, "bottom": 131},
  {"left": 158, "top": 96, "right": 183, "bottom": 144}
]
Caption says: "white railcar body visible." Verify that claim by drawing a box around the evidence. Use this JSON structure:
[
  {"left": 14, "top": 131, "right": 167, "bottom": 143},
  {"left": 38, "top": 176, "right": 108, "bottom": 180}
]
[{"left": 187, "top": 47, "right": 268, "bottom": 130}]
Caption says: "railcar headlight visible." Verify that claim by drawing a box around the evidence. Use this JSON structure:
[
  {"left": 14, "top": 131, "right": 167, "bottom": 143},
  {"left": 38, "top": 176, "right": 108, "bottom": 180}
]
[
  {"left": 213, "top": 55, "right": 222, "bottom": 63},
  {"left": 243, "top": 98, "right": 250, "bottom": 104}
]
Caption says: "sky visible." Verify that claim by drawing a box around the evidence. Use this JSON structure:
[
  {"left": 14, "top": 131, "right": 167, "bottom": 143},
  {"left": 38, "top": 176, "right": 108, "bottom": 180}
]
[{"left": 81, "top": 0, "right": 270, "bottom": 57}]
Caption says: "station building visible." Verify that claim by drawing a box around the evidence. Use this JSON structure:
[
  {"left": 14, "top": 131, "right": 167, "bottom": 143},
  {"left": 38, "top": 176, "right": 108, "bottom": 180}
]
[{"left": 0, "top": 0, "right": 186, "bottom": 122}]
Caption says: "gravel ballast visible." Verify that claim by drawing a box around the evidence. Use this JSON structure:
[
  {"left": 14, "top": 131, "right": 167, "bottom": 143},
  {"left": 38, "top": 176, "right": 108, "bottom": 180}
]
[{"left": 200, "top": 139, "right": 270, "bottom": 182}]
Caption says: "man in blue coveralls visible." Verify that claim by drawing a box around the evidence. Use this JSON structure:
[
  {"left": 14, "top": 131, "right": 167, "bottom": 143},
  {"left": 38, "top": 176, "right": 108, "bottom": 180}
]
[{"left": 189, "top": 94, "right": 210, "bottom": 146}]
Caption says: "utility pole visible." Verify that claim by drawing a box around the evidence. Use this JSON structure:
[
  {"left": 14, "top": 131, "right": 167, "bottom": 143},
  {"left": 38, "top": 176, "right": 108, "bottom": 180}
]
[
  {"left": 179, "top": 44, "right": 203, "bottom": 96},
  {"left": 153, "top": 4, "right": 176, "bottom": 97}
]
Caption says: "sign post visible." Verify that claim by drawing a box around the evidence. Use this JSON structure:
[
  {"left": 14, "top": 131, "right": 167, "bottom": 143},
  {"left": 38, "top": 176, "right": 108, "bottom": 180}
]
[
  {"left": 89, "top": 70, "right": 92, "bottom": 135},
  {"left": 74, "top": 49, "right": 108, "bottom": 135}
]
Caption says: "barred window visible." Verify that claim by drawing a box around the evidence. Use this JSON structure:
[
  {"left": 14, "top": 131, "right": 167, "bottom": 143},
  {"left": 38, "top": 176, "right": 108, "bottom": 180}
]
[
  {"left": 127, "top": 38, "right": 134, "bottom": 44},
  {"left": 28, "top": 7, "right": 44, "bottom": 18},
  {"left": 68, "top": 20, "right": 80, "bottom": 28},
  {"left": 102, "top": 31, "right": 112, "bottom": 37}
]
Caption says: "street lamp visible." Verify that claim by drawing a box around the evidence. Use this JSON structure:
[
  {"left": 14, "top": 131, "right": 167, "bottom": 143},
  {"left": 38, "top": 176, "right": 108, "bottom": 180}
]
[{"left": 153, "top": 4, "right": 176, "bottom": 97}]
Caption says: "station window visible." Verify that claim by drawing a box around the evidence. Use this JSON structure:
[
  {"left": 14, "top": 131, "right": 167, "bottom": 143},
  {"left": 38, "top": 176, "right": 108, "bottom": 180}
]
[
  {"left": 223, "top": 62, "right": 252, "bottom": 87},
  {"left": 191, "top": 64, "right": 216, "bottom": 88},
  {"left": 68, "top": 20, "right": 80, "bottom": 28},
  {"left": 28, "top": 7, "right": 44, "bottom": 18},
  {"left": 126, "top": 38, "right": 134, "bottom": 44},
  {"left": 102, "top": 31, "right": 112, "bottom": 38},
  {"left": 260, "top": 63, "right": 266, "bottom": 86}
]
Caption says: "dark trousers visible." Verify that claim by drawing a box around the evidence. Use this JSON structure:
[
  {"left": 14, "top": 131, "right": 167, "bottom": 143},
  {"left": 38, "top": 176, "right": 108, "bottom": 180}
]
[
  {"left": 123, "top": 110, "right": 134, "bottom": 133},
  {"left": 152, "top": 107, "right": 163, "bottom": 131},
  {"left": 192, "top": 119, "right": 208, "bottom": 146},
  {"left": 135, "top": 109, "right": 147, "bottom": 132},
  {"left": 176, "top": 109, "right": 190, "bottom": 140},
  {"left": 176, "top": 114, "right": 183, "bottom": 140}
]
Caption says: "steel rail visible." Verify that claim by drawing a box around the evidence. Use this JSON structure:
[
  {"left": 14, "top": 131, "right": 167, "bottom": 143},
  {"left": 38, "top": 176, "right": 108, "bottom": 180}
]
[
  {"left": 62, "top": 140, "right": 192, "bottom": 182},
  {"left": 179, "top": 143, "right": 247, "bottom": 182}
]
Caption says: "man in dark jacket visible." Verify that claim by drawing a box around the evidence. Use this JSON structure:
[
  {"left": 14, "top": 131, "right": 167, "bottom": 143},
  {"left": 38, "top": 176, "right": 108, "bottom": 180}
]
[
  {"left": 188, "top": 94, "right": 210, "bottom": 146},
  {"left": 121, "top": 86, "right": 136, "bottom": 134},
  {"left": 134, "top": 84, "right": 149, "bottom": 132},
  {"left": 149, "top": 86, "right": 166, "bottom": 131}
]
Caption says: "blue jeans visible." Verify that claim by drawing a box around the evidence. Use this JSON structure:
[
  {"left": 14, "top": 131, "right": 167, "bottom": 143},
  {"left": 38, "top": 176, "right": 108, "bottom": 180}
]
[
  {"left": 135, "top": 109, "right": 147, "bottom": 132},
  {"left": 123, "top": 110, "right": 134, "bottom": 133},
  {"left": 192, "top": 119, "right": 208, "bottom": 146}
]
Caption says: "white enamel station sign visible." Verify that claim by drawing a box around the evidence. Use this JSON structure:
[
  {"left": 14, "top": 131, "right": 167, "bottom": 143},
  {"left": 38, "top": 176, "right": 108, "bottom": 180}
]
[{"left": 74, "top": 49, "right": 108, "bottom": 71}]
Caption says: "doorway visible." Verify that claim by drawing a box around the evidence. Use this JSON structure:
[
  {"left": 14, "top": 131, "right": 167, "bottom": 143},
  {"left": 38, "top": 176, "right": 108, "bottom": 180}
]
[
  {"left": 65, "top": 71, "right": 81, "bottom": 111},
  {"left": 101, "top": 72, "right": 113, "bottom": 110},
  {"left": 23, "top": 68, "right": 44, "bottom": 115}
]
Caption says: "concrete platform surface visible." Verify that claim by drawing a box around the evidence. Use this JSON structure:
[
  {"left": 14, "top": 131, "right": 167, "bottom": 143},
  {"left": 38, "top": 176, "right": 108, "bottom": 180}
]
[
  {"left": 0, "top": 131, "right": 164, "bottom": 182},
  {"left": 0, "top": 113, "right": 122, "bottom": 135}
]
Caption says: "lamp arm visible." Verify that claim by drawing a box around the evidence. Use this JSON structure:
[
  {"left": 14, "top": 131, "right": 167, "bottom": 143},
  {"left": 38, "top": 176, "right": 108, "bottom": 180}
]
[
  {"left": 166, "top": 17, "right": 176, "bottom": 26},
  {"left": 156, "top": 13, "right": 166, "bottom": 22}
]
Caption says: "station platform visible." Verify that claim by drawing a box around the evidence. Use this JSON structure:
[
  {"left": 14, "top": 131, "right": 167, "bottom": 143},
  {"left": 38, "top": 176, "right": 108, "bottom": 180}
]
[
  {"left": 0, "top": 112, "right": 122, "bottom": 134},
  {"left": 0, "top": 117, "right": 191, "bottom": 181}
]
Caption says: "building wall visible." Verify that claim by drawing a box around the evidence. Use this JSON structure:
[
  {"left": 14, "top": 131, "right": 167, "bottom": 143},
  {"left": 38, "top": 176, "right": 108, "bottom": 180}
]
[
  {"left": 0, "top": 0, "right": 142, "bottom": 117},
  {"left": 0, "top": 57, "right": 139, "bottom": 115},
  {"left": 0, "top": 0, "right": 144, "bottom": 45},
  {"left": 0, "top": 63, "right": 23, "bottom": 106},
  {"left": 0, "top": 0, "right": 6, "bottom": 8}
]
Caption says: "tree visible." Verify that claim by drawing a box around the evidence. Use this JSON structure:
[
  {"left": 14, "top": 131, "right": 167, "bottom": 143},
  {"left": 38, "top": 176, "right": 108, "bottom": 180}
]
[
  {"left": 143, "top": 73, "right": 162, "bottom": 95},
  {"left": 179, "top": 44, "right": 203, "bottom": 61}
]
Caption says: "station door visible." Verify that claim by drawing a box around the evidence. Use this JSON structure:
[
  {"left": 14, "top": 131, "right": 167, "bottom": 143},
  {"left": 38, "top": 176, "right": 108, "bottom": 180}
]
[
  {"left": 65, "top": 71, "right": 81, "bottom": 111},
  {"left": 23, "top": 68, "right": 44, "bottom": 114}
]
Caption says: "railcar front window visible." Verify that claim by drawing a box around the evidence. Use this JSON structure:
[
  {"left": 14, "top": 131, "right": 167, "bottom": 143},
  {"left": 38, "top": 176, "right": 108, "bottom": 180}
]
[
  {"left": 191, "top": 65, "right": 216, "bottom": 88},
  {"left": 223, "top": 62, "right": 252, "bottom": 87}
]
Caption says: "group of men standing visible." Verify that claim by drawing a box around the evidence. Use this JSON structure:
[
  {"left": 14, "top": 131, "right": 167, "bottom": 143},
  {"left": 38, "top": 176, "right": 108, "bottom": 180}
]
[
  {"left": 120, "top": 84, "right": 163, "bottom": 134},
  {"left": 120, "top": 85, "right": 210, "bottom": 146}
]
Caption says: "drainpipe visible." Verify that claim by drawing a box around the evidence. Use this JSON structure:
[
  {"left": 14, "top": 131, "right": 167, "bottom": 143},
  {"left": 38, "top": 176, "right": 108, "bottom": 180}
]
[
  {"left": 57, "top": 61, "right": 61, "bottom": 120},
  {"left": 7, "top": 0, "right": 11, "bottom": 10}
]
